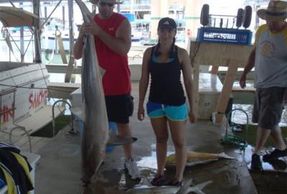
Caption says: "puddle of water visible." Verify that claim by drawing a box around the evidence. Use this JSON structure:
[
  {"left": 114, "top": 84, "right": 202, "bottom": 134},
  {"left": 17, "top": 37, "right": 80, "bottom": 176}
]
[{"left": 137, "top": 144, "right": 174, "bottom": 169}]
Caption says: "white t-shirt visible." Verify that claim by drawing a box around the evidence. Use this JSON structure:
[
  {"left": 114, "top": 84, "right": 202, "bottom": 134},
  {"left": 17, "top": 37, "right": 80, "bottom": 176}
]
[{"left": 254, "top": 24, "right": 287, "bottom": 88}]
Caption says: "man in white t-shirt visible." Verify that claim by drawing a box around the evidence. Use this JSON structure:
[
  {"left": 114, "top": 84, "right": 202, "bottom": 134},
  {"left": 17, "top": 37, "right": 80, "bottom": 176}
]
[{"left": 240, "top": 0, "right": 287, "bottom": 171}]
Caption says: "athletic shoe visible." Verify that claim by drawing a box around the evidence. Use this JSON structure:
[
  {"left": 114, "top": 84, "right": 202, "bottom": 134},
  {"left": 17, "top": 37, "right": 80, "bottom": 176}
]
[
  {"left": 167, "top": 179, "right": 182, "bottom": 187},
  {"left": 263, "top": 148, "right": 287, "bottom": 162},
  {"left": 266, "top": 158, "right": 287, "bottom": 170},
  {"left": 251, "top": 154, "right": 262, "bottom": 171},
  {"left": 124, "top": 158, "right": 141, "bottom": 180},
  {"left": 150, "top": 175, "right": 169, "bottom": 186}
]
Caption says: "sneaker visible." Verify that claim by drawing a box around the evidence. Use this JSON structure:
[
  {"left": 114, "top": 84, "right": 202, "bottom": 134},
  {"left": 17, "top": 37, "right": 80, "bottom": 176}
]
[
  {"left": 266, "top": 159, "right": 287, "bottom": 170},
  {"left": 251, "top": 154, "right": 262, "bottom": 171},
  {"left": 167, "top": 179, "right": 182, "bottom": 187},
  {"left": 150, "top": 175, "right": 169, "bottom": 186},
  {"left": 124, "top": 158, "right": 141, "bottom": 180},
  {"left": 263, "top": 148, "right": 287, "bottom": 162}
]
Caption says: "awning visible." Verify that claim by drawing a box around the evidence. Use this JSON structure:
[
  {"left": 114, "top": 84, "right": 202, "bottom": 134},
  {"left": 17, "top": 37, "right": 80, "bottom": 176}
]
[{"left": 0, "top": 6, "right": 38, "bottom": 27}]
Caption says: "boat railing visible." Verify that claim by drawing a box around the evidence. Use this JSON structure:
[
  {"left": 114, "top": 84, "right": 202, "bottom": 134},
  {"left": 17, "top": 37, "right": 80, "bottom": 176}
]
[{"left": 120, "top": 3, "right": 151, "bottom": 11}]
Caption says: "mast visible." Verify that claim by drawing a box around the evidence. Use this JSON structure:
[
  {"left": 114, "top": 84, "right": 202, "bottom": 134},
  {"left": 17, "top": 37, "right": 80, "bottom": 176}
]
[
  {"left": 33, "top": 0, "right": 41, "bottom": 63},
  {"left": 68, "top": 0, "right": 74, "bottom": 53}
]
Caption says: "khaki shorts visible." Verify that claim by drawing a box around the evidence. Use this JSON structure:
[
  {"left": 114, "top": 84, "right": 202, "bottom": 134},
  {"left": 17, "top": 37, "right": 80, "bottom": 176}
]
[{"left": 252, "top": 87, "right": 286, "bottom": 130}]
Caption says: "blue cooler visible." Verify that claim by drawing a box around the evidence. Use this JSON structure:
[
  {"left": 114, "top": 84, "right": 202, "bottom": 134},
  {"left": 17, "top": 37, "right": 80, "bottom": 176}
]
[{"left": 105, "top": 122, "right": 118, "bottom": 153}]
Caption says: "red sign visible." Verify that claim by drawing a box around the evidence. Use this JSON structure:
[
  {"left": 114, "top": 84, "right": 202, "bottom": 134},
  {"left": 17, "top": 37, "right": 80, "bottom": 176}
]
[
  {"left": 29, "top": 89, "right": 48, "bottom": 109},
  {"left": 0, "top": 103, "right": 15, "bottom": 127}
]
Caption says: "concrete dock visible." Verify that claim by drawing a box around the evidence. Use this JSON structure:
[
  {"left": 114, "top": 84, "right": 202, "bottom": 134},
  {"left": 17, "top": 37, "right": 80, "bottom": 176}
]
[
  {"left": 2, "top": 82, "right": 287, "bottom": 194},
  {"left": 33, "top": 82, "right": 259, "bottom": 194}
]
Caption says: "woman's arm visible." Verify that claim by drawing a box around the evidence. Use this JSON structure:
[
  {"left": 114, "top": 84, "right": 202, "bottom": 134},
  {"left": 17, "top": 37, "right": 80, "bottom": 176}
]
[
  {"left": 138, "top": 48, "right": 151, "bottom": 121},
  {"left": 179, "top": 48, "right": 196, "bottom": 123}
]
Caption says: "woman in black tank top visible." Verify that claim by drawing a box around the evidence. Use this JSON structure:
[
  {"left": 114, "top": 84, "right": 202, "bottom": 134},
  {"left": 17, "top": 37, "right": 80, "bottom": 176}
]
[{"left": 138, "top": 17, "right": 196, "bottom": 186}]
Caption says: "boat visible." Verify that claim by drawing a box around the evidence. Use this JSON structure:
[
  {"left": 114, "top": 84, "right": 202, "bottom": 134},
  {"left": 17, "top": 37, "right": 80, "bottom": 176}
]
[
  {"left": 41, "top": 17, "right": 79, "bottom": 53},
  {"left": 0, "top": 6, "right": 49, "bottom": 193},
  {"left": 0, "top": 6, "right": 65, "bottom": 148}
]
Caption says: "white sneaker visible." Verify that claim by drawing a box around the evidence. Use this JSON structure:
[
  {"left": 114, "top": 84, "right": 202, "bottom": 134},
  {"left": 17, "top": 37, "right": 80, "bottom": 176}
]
[{"left": 124, "top": 158, "right": 141, "bottom": 180}]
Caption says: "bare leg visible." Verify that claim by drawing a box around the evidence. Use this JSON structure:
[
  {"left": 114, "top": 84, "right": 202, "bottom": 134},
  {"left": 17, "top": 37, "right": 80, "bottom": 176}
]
[
  {"left": 254, "top": 127, "right": 271, "bottom": 154},
  {"left": 151, "top": 117, "right": 168, "bottom": 176},
  {"left": 270, "top": 126, "right": 287, "bottom": 150},
  {"left": 169, "top": 120, "right": 187, "bottom": 182},
  {"left": 117, "top": 123, "right": 133, "bottom": 159}
]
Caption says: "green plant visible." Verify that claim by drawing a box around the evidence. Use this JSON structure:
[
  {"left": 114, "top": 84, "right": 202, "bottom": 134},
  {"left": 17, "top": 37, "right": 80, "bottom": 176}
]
[{"left": 31, "top": 115, "right": 71, "bottom": 138}]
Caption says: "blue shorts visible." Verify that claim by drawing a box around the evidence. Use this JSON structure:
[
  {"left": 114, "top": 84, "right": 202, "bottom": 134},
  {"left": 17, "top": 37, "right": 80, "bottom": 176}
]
[{"left": 146, "top": 101, "right": 188, "bottom": 121}]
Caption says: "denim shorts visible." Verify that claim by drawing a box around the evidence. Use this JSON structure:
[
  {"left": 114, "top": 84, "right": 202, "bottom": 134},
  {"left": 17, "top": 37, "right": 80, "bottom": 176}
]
[{"left": 146, "top": 101, "right": 188, "bottom": 121}]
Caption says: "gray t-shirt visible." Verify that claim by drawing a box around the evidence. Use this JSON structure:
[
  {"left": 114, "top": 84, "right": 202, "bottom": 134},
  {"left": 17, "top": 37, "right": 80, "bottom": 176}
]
[{"left": 254, "top": 24, "right": 287, "bottom": 88}]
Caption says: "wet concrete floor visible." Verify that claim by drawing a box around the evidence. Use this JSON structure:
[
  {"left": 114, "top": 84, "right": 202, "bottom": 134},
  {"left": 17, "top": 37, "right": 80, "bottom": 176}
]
[{"left": 33, "top": 82, "right": 286, "bottom": 194}]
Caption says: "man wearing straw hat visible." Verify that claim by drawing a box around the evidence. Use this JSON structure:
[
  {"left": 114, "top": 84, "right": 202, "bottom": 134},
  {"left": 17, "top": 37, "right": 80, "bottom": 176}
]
[{"left": 240, "top": 0, "right": 287, "bottom": 171}]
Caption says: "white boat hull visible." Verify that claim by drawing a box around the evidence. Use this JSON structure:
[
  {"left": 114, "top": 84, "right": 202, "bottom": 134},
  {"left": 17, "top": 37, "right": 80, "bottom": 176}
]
[{"left": 0, "top": 62, "right": 49, "bottom": 131}]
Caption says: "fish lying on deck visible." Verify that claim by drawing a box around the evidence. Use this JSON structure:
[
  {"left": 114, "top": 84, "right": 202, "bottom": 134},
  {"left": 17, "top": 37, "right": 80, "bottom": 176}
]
[
  {"left": 125, "top": 179, "right": 212, "bottom": 194},
  {"left": 75, "top": 0, "right": 109, "bottom": 188},
  {"left": 166, "top": 151, "right": 235, "bottom": 166}
]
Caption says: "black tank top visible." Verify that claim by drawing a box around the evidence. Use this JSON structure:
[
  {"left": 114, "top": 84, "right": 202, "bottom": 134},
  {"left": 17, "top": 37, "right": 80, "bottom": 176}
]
[{"left": 148, "top": 45, "right": 185, "bottom": 105}]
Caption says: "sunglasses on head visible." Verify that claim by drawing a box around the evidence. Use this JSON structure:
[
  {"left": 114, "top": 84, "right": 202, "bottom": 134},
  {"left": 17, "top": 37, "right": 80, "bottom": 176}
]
[{"left": 99, "top": 1, "right": 114, "bottom": 7}]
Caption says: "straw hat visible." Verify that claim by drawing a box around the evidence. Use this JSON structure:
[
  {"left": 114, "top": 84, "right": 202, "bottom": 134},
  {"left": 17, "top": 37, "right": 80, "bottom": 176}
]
[{"left": 257, "top": 0, "right": 287, "bottom": 21}]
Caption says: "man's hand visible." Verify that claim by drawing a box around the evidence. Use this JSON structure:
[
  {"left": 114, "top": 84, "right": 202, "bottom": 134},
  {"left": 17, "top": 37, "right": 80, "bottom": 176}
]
[{"left": 80, "top": 16, "right": 102, "bottom": 36}]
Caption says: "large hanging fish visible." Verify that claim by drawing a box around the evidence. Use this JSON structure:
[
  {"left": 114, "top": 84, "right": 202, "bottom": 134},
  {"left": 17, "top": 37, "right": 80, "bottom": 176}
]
[{"left": 75, "top": 0, "right": 109, "bottom": 188}]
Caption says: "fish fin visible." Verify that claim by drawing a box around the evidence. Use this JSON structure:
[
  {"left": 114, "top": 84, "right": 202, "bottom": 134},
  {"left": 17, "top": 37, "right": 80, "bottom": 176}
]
[
  {"left": 176, "top": 179, "right": 193, "bottom": 194},
  {"left": 99, "top": 66, "right": 106, "bottom": 77},
  {"left": 188, "top": 180, "right": 213, "bottom": 194},
  {"left": 107, "top": 135, "right": 137, "bottom": 146},
  {"left": 217, "top": 152, "right": 236, "bottom": 159},
  {"left": 190, "top": 190, "right": 206, "bottom": 194}
]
